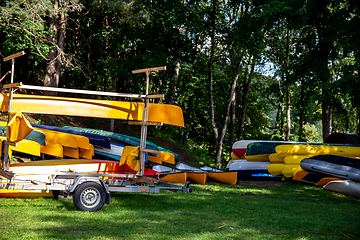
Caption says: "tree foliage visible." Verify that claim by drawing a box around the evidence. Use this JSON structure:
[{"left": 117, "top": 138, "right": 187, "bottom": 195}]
[{"left": 1, "top": 0, "right": 360, "bottom": 167}]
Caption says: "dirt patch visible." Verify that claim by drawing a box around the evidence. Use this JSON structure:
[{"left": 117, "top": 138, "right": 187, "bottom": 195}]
[{"left": 237, "top": 179, "right": 286, "bottom": 187}]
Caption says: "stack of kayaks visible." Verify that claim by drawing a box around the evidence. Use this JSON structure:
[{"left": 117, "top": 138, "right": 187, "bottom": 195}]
[
  {"left": 267, "top": 144, "right": 307, "bottom": 178},
  {"left": 267, "top": 143, "right": 360, "bottom": 179},
  {"left": 33, "top": 126, "right": 94, "bottom": 159},
  {"left": 62, "top": 126, "right": 178, "bottom": 165},
  {"left": 1, "top": 120, "right": 179, "bottom": 174},
  {"left": 244, "top": 141, "right": 298, "bottom": 162},
  {"left": 297, "top": 155, "right": 360, "bottom": 196},
  {"left": 0, "top": 121, "right": 96, "bottom": 159},
  {"left": 28, "top": 124, "right": 178, "bottom": 165},
  {"left": 230, "top": 140, "right": 296, "bottom": 179}
]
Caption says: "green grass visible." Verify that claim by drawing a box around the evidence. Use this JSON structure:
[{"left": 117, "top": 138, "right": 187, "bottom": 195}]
[{"left": 0, "top": 180, "right": 359, "bottom": 240}]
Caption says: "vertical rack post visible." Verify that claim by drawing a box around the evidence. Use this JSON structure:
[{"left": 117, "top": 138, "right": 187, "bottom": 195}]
[
  {"left": 132, "top": 66, "right": 166, "bottom": 176},
  {"left": 2, "top": 51, "right": 26, "bottom": 170}
]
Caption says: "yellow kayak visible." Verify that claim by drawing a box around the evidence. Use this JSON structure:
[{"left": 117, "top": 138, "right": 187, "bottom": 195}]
[
  {"left": 63, "top": 146, "right": 79, "bottom": 159},
  {"left": 0, "top": 137, "right": 40, "bottom": 157},
  {"left": 79, "top": 145, "right": 94, "bottom": 159},
  {"left": 267, "top": 163, "right": 285, "bottom": 176},
  {"left": 160, "top": 172, "right": 188, "bottom": 183},
  {"left": 245, "top": 153, "right": 270, "bottom": 162},
  {"left": 292, "top": 166, "right": 303, "bottom": 176},
  {"left": 148, "top": 151, "right": 175, "bottom": 165},
  {"left": 269, "top": 153, "right": 285, "bottom": 163},
  {"left": 0, "top": 93, "right": 184, "bottom": 127},
  {"left": 276, "top": 144, "right": 360, "bottom": 158},
  {"left": 34, "top": 128, "right": 78, "bottom": 149},
  {"left": 0, "top": 189, "right": 55, "bottom": 198},
  {"left": 281, "top": 164, "right": 300, "bottom": 178},
  {"left": 187, "top": 172, "right": 207, "bottom": 185},
  {"left": 40, "top": 142, "right": 63, "bottom": 158},
  {"left": 230, "top": 152, "right": 242, "bottom": 160},
  {"left": 6, "top": 112, "right": 33, "bottom": 143},
  {"left": 284, "top": 155, "right": 314, "bottom": 165},
  {"left": 207, "top": 171, "right": 237, "bottom": 185}
]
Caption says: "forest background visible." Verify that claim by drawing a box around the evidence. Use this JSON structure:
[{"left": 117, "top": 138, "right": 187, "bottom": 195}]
[{"left": 1, "top": 0, "right": 360, "bottom": 167}]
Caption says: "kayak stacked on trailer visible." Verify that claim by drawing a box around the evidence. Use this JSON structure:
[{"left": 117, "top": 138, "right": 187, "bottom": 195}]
[{"left": 0, "top": 64, "right": 191, "bottom": 211}]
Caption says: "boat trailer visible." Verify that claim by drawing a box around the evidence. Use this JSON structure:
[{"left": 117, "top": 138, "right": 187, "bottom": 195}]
[{"left": 0, "top": 52, "right": 191, "bottom": 211}]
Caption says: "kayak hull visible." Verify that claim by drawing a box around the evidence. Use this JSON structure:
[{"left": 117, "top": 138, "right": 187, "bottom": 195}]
[
  {"left": 187, "top": 172, "right": 207, "bottom": 185},
  {"left": 0, "top": 94, "right": 185, "bottom": 127},
  {"left": 160, "top": 172, "right": 188, "bottom": 184},
  {"left": 300, "top": 155, "right": 360, "bottom": 182},
  {"left": 324, "top": 180, "right": 360, "bottom": 196},
  {"left": 207, "top": 171, "right": 237, "bottom": 185},
  {"left": 0, "top": 189, "right": 55, "bottom": 198}
]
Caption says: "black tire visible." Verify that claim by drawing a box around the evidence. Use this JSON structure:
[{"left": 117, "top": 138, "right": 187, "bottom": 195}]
[
  {"left": 73, "top": 181, "right": 106, "bottom": 212},
  {"left": 52, "top": 190, "right": 60, "bottom": 199}
]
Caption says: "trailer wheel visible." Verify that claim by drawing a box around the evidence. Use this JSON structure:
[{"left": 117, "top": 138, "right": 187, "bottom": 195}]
[
  {"left": 52, "top": 190, "right": 60, "bottom": 199},
  {"left": 73, "top": 181, "right": 105, "bottom": 212}
]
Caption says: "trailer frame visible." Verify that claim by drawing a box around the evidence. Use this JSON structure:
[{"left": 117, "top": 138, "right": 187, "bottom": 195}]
[{"left": 0, "top": 62, "right": 191, "bottom": 211}]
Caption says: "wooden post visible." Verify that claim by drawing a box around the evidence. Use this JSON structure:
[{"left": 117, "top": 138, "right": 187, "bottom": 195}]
[
  {"left": 132, "top": 66, "right": 166, "bottom": 176},
  {"left": 2, "top": 51, "right": 26, "bottom": 170}
]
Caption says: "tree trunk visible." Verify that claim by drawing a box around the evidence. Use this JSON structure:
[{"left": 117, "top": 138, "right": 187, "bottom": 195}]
[
  {"left": 110, "top": 18, "right": 120, "bottom": 132},
  {"left": 208, "top": 0, "right": 219, "bottom": 165},
  {"left": 278, "top": 80, "right": 285, "bottom": 137},
  {"left": 285, "top": 29, "right": 291, "bottom": 141},
  {"left": 286, "top": 85, "right": 290, "bottom": 140},
  {"left": 299, "top": 80, "right": 306, "bottom": 141},
  {"left": 209, "top": 55, "right": 218, "bottom": 153},
  {"left": 183, "top": 96, "right": 193, "bottom": 145},
  {"left": 44, "top": 1, "right": 63, "bottom": 124},
  {"left": 44, "top": 1, "right": 67, "bottom": 90},
  {"left": 357, "top": 107, "right": 360, "bottom": 145},
  {"left": 44, "top": 4, "right": 59, "bottom": 89},
  {"left": 212, "top": 56, "right": 244, "bottom": 167},
  {"left": 238, "top": 57, "right": 255, "bottom": 140},
  {"left": 229, "top": 96, "right": 236, "bottom": 148},
  {"left": 169, "top": 59, "right": 180, "bottom": 104},
  {"left": 322, "top": 102, "right": 332, "bottom": 141}
]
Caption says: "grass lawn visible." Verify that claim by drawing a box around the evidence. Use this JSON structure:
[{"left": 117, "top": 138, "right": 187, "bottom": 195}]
[{"left": 0, "top": 179, "right": 359, "bottom": 240}]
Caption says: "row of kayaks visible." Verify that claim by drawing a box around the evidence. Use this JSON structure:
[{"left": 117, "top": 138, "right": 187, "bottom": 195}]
[
  {"left": 0, "top": 120, "right": 177, "bottom": 165},
  {"left": 0, "top": 161, "right": 238, "bottom": 199},
  {"left": 230, "top": 140, "right": 360, "bottom": 196},
  {"left": 0, "top": 158, "right": 239, "bottom": 198},
  {"left": 0, "top": 158, "right": 173, "bottom": 198},
  {"left": 0, "top": 122, "right": 238, "bottom": 198},
  {"left": 153, "top": 162, "right": 237, "bottom": 185}
]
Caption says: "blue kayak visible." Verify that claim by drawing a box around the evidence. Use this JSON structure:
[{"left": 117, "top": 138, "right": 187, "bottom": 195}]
[{"left": 62, "top": 126, "right": 159, "bottom": 152}]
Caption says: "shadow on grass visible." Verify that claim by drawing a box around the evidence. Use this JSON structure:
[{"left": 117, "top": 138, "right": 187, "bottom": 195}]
[{"left": 2, "top": 179, "right": 360, "bottom": 239}]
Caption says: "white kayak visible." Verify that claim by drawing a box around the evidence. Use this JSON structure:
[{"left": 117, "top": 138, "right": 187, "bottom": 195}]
[
  {"left": 232, "top": 140, "right": 257, "bottom": 158},
  {"left": 226, "top": 159, "right": 272, "bottom": 179},
  {"left": 324, "top": 180, "right": 360, "bottom": 197}
]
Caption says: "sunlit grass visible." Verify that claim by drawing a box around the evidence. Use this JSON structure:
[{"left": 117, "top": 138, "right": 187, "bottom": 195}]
[{"left": 0, "top": 180, "right": 359, "bottom": 239}]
